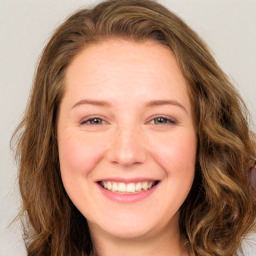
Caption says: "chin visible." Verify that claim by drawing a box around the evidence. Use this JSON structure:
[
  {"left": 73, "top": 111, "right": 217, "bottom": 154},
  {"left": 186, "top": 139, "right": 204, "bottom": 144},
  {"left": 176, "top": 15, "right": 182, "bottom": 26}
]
[
  {"left": 88, "top": 211, "right": 174, "bottom": 241},
  {"left": 95, "top": 225, "right": 155, "bottom": 240},
  {"left": 107, "top": 223, "right": 153, "bottom": 239}
]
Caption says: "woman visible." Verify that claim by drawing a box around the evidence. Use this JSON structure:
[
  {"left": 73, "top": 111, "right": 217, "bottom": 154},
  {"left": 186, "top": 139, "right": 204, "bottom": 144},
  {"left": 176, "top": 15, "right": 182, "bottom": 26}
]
[{"left": 13, "top": 0, "right": 256, "bottom": 255}]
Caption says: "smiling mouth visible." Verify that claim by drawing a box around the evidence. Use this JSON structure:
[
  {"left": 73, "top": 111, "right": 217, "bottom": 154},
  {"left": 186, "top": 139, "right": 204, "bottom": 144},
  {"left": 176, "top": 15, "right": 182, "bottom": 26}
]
[{"left": 99, "top": 180, "right": 159, "bottom": 194}]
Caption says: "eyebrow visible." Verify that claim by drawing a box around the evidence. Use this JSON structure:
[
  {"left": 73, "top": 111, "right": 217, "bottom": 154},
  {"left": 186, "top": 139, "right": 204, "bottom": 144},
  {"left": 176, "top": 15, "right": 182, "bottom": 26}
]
[
  {"left": 72, "top": 99, "right": 188, "bottom": 113},
  {"left": 72, "top": 99, "right": 112, "bottom": 109},
  {"left": 145, "top": 100, "right": 188, "bottom": 113}
]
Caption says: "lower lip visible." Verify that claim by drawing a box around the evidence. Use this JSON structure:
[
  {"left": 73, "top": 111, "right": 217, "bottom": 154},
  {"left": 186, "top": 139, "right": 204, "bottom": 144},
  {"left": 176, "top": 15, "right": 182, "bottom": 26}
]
[{"left": 97, "top": 183, "right": 159, "bottom": 203}]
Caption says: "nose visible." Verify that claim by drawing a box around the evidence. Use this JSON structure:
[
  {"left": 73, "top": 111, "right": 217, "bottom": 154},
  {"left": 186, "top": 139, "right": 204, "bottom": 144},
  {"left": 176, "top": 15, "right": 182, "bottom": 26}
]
[{"left": 106, "top": 126, "right": 147, "bottom": 167}]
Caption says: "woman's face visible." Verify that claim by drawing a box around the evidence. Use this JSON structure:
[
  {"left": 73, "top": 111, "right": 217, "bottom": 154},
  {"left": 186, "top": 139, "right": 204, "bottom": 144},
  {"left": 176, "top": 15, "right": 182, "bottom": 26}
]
[{"left": 57, "top": 39, "right": 197, "bottom": 240}]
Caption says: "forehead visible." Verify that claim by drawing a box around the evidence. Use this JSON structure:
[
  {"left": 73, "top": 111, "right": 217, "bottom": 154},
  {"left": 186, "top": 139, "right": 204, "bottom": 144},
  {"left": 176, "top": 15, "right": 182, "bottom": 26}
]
[{"left": 64, "top": 39, "right": 192, "bottom": 112}]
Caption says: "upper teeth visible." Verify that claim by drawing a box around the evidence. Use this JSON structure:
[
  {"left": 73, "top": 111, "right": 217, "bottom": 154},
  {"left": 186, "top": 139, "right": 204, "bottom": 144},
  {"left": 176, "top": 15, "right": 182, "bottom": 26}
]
[{"left": 101, "top": 181, "right": 155, "bottom": 193}]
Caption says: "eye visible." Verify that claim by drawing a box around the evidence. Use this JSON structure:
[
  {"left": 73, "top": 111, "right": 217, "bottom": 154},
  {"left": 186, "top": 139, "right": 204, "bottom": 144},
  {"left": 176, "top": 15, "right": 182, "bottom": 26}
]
[
  {"left": 150, "top": 116, "right": 177, "bottom": 125},
  {"left": 80, "top": 117, "right": 106, "bottom": 125}
]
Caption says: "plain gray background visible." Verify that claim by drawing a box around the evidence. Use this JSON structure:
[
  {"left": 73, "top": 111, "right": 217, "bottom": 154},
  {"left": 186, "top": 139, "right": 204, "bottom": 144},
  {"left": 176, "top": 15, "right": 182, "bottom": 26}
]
[{"left": 1, "top": 1, "right": 255, "bottom": 255}]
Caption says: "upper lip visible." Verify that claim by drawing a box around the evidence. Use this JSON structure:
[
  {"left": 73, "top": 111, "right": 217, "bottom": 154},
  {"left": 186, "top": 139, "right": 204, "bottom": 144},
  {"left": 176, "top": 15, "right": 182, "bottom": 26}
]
[{"left": 96, "top": 177, "right": 159, "bottom": 184}]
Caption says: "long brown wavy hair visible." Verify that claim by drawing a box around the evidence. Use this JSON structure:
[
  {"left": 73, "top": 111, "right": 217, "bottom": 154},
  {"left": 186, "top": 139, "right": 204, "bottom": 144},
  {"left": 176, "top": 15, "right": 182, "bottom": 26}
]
[{"left": 12, "top": 0, "right": 256, "bottom": 255}]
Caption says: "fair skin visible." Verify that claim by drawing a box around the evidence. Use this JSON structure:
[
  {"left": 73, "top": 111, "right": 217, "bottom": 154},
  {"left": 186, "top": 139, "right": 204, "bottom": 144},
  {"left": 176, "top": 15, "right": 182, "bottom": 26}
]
[{"left": 57, "top": 39, "right": 197, "bottom": 256}]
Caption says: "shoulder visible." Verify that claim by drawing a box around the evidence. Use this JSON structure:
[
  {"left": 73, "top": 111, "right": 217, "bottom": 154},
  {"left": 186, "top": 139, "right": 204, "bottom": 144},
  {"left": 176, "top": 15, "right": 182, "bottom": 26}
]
[{"left": 236, "top": 233, "right": 256, "bottom": 256}]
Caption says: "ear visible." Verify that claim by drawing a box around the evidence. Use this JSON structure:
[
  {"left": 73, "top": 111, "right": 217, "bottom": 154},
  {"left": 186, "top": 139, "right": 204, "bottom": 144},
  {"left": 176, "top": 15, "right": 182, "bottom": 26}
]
[{"left": 249, "top": 161, "right": 256, "bottom": 190}]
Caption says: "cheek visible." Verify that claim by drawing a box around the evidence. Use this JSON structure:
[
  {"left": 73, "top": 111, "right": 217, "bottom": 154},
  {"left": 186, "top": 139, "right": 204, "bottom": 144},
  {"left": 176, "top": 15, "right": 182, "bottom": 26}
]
[
  {"left": 149, "top": 130, "right": 197, "bottom": 175},
  {"left": 58, "top": 132, "right": 107, "bottom": 176}
]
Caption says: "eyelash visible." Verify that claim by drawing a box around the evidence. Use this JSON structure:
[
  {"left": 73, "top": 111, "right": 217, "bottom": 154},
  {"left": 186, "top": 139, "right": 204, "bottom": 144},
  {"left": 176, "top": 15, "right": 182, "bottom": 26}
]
[
  {"left": 80, "top": 116, "right": 177, "bottom": 126},
  {"left": 80, "top": 117, "right": 106, "bottom": 125},
  {"left": 149, "top": 116, "right": 177, "bottom": 125}
]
